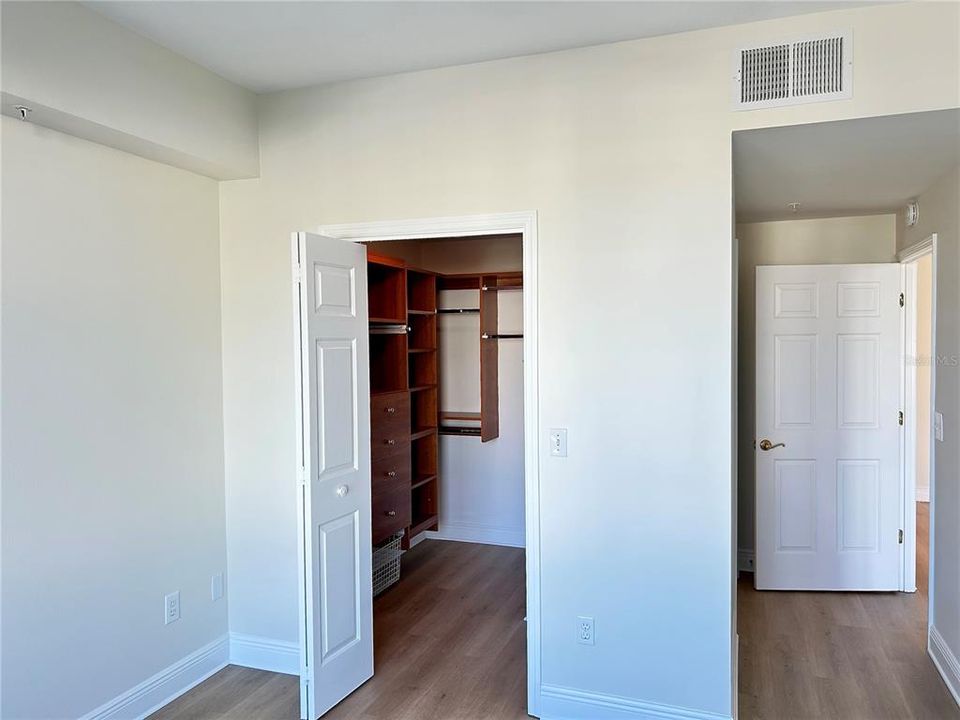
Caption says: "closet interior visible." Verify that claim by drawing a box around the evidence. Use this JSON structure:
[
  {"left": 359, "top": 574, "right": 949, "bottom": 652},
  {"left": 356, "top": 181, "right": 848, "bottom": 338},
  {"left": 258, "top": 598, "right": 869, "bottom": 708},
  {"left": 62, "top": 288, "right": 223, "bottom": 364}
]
[{"left": 364, "top": 234, "right": 525, "bottom": 595}]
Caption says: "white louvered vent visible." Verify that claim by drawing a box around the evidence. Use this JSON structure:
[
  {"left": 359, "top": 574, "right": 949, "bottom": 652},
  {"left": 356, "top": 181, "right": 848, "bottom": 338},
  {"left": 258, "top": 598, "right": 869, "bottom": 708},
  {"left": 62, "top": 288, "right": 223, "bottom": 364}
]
[{"left": 734, "top": 32, "right": 852, "bottom": 110}]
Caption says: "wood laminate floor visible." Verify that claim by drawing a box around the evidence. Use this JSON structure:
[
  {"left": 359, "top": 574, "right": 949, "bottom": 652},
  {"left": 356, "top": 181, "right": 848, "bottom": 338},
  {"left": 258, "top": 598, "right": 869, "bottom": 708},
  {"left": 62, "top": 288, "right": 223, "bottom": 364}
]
[
  {"left": 738, "top": 503, "right": 960, "bottom": 720},
  {"left": 149, "top": 540, "right": 527, "bottom": 720},
  {"left": 153, "top": 510, "right": 959, "bottom": 720}
]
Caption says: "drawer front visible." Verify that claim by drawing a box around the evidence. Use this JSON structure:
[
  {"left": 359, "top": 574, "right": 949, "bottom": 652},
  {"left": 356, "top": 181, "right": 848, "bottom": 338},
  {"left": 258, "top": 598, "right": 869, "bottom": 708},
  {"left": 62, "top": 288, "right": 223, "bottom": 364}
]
[
  {"left": 371, "top": 392, "right": 410, "bottom": 459},
  {"left": 372, "top": 445, "right": 411, "bottom": 496},
  {"left": 372, "top": 486, "right": 411, "bottom": 543}
]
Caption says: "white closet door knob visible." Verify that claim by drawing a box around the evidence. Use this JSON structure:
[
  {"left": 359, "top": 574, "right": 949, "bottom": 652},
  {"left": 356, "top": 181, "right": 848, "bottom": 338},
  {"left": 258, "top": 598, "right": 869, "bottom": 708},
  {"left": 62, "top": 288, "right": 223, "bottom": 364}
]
[{"left": 335, "top": 485, "right": 349, "bottom": 498}]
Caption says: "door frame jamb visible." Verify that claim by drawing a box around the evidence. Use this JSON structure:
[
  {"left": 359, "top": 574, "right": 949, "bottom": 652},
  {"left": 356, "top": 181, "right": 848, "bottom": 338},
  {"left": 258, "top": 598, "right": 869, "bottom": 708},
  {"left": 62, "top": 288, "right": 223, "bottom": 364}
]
[
  {"left": 897, "top": 234, "right": 937, "bottom": 601},
  {"left": 318, "top": 211, "right": 542, "bottom": 718}
]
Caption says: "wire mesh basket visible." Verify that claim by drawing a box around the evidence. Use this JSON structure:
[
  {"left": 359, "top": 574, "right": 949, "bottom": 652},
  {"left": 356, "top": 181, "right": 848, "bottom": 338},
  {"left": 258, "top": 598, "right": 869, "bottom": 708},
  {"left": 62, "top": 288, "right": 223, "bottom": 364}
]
[{"left": 372, "top": 530, "right": 403, "bottom": 597}]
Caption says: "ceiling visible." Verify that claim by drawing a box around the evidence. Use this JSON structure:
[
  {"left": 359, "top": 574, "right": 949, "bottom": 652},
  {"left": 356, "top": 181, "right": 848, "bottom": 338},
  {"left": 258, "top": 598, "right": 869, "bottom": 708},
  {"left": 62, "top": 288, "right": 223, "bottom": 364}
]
[
  {"left": 734, "top": 109, "right": 960, "bottom": 223},
  {"left": 87, "top": 1, "right": 871, "bottom": 93}
]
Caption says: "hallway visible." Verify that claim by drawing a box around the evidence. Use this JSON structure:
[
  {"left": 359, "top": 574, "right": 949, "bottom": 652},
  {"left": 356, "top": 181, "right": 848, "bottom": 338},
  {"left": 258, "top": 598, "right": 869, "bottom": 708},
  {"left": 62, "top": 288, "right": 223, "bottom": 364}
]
[{"left": 738, "top": 504, "right": 959, "bottom": 719}]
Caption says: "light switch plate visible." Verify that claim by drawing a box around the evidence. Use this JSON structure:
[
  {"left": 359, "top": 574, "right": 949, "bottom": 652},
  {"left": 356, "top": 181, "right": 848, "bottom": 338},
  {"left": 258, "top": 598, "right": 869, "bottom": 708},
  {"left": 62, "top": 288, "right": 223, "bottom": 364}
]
[
  {"left": 549, "top": 428, "right": 567, "bottom": 457},
  {"left": 934, "top": 411, "right": 944, "bottom": 442}
]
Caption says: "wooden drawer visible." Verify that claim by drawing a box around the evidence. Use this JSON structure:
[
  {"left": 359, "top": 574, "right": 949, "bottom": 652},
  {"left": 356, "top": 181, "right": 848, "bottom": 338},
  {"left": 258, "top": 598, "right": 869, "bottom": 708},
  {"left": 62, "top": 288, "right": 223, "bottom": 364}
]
[
  {"left": 372, "top": 445, "right": 411, "bottom": 496},
  {"left": 371, "top": 391, "right": 410, "bottom": 459},
  {"left": 372, "top": 485, "right": 411, "bottom": 543}
]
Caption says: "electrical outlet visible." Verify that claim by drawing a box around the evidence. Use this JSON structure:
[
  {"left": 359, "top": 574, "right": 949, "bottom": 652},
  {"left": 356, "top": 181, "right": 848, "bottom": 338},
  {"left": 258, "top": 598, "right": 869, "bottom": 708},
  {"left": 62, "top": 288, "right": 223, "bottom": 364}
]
[
  {"left": 549, "top": 428, "right": 568, "bottom": 457},
  {"left": 934, "top": 411, "right": 944, "bottom": 442},
  {"left": 211, "top": 573, "right": 224, "bottom": 601},
  {"left": 164, "top": 591, "right": 181, "bottom": 625},
  {"left": 577, "top": 616, "right": 594, "bottom": 645}
]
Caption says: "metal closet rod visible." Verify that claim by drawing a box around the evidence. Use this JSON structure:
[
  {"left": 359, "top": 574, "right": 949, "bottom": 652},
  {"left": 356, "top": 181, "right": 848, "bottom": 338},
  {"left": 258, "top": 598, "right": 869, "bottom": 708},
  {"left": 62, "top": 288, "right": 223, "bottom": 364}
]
[
  {"left": 370, "top": 324, "right": 409, "bottom": 335},
  {"left": 439, "top": 426, "right": 482, "bottom": 436},
  {"left": 438, "top": 308, "right": 480, "bottom": 314},
  {"left": 481, "top": 333, "right": 523, "bottom": 339}
]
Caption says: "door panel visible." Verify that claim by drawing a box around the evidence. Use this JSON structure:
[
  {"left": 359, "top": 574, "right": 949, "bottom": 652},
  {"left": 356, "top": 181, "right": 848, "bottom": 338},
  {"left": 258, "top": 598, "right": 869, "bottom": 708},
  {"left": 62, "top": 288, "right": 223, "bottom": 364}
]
[
  {"left": 318, "top": 512, "right": 361, "bottom": 663},
  {"left": 775, "top": 334, "right": 817, "bottom": 428},
  {"left": 756, "top": 264, "right": 902, "bottom": 591},
  {"left": 315, "top": 339, "right": 358, "bottom": 479},
  {"left": 294, "top": 232, "right": 372, "bottom": 719},
  {"left": 775, "top": 459, "right": 817, "bottom": 552}
]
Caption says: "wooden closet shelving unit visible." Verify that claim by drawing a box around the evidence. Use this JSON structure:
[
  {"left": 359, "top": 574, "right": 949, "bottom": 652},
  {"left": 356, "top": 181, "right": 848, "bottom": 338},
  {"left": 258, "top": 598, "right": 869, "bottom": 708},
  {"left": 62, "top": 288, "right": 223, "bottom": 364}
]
[
  {"left": 366, "top": 254, "right": 522, "bottom": 552},
  {"left": 438, "top": 271, "right": 523, "bottom": 442},
  {"left": 367, "top": 251, "right": 439, "bottom": 550}
]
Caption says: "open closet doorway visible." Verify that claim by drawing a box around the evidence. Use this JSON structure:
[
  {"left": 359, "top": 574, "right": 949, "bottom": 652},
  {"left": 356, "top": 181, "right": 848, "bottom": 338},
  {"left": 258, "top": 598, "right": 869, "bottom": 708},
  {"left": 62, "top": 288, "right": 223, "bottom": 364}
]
[
  {"left": 293, "top": 213, "right": 540, "bottom": 720},
  {"left": 733, "top": 110, "right": 958, "bottom": 718}
]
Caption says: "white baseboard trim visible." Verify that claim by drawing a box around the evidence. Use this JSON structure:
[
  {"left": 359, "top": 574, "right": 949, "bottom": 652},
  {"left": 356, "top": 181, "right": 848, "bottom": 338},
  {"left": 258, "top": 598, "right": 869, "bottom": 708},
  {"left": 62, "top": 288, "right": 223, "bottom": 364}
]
[
  {"left": 80, "top": 635, "right": 229, "bottom": 720},
  {"left": 916, "top": 487, "right": 930, "bottom": 502},
  {"left": 229, "top": 632, "right": 299, "bottom": 676},
  {"left": 424, "top": 520, "right": 525, "bottom": 548},
  {"left": 540, "top": 685, "right": 732, "bottom": 720},
  {"left": 737, "top": 549, "right": 755, "bottom": 573},
  {"left": 929, "top": 626, "right": 960, "bottom": 707}
]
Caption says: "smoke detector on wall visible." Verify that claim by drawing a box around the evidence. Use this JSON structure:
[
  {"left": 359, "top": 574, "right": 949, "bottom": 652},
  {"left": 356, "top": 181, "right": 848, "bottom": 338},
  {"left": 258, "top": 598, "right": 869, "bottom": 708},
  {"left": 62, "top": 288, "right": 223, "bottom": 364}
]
[
  {"left": 734, "top": 31, "right": 853, "bottom": 110},
  {"left": 905, "top": 201, "right": 920, "bottom": 227}
]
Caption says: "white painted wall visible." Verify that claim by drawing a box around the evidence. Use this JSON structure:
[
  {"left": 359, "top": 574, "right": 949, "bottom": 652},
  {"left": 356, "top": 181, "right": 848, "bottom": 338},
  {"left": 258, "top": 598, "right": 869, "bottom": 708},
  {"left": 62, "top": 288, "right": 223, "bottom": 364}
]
[
  {"left": 0, "top": 1, "right": 259, "bottom": 180},
  {"left": 219, "top": 4, "right": 959, "bottom": 716},
  {"left": 1, "top": 119, "right": 228, "bottom": 719},
  {"left": 898, "top": 165, "right": 960, "bottom": 695},
  {"left": 736, "top": 214, "right": 898, "bottom": 556},
  {"left": 916, "top": 253, "right": 933, "bottom": 502}
]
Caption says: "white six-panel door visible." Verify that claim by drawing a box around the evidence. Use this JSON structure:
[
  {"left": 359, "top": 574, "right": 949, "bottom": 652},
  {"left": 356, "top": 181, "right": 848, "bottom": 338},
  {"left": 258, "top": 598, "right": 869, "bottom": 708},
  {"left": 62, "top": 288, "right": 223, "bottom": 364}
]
[
  {"left": 293, "top": 232, "right": 373, "bottom": 719},
  {"left": 755, "top": 264, "right": 903, "bottom": 591}
]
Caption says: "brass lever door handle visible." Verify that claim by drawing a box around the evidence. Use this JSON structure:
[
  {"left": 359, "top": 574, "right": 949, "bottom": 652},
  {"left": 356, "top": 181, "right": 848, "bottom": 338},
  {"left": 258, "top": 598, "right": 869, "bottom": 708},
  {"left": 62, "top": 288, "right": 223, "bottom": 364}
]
[{"left": 759, "top": 439, "right": 786, "bottom": 451}]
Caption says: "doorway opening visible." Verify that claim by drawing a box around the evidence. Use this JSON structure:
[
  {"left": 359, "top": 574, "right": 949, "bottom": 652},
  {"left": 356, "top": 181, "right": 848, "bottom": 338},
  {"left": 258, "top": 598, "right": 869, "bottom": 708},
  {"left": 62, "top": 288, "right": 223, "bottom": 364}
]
[
  {"left": 733, "top": 109, "right": 958, "bottom": 717},
  {"left": 300, "top": 212, "right": 541, "bottom": 720}
]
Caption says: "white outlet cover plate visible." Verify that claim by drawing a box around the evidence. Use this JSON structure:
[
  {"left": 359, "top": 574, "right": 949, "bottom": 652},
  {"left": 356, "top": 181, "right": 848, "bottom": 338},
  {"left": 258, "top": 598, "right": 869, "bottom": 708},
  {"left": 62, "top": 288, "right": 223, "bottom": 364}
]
[
  {"left": 211, "top": 573, "right": 224, "bottom": 601},
  {"left": 164, "top": 591, "right": 181, "bottom": 625},
  {"left": 577, "top": 615, "right": 594, "bottom": 645}
]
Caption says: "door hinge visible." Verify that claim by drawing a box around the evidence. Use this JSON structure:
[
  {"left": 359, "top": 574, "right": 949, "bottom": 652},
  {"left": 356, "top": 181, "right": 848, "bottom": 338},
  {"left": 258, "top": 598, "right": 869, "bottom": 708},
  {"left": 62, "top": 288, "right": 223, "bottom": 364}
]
[
  {"left": 899, "top": 529, "right": 904, "bottom": 544},
  {"left": 899, "top": 292, "right": 905, "bottom": 308},
  {"left": 293, "top": 262, "right": 305, "bottom": 284},
  {"left": 899, "top": 410, "right": 904, "bottom": 426},
  {"left": 297, "top": 465, "right": 306, "bottom": 486}
]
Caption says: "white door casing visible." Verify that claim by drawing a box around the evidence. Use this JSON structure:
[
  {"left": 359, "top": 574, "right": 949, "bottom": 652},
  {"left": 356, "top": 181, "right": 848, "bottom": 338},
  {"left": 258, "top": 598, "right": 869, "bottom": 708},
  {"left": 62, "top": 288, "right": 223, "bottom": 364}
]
[
  {"left": 755, "top": 264, "right": 902, "bottom": 591},
  {"left": 293, "top": 232, "right": 373, "bottom": 719}
]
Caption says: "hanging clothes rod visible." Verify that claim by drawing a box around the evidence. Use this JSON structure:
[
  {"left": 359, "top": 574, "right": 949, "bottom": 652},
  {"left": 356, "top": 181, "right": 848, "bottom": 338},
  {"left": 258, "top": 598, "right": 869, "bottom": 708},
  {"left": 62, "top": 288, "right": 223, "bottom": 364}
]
[
  {"left": 369, "top": 324, "right": 409, "bottom": 335},
  {"left": 439, "top": 426, "right": 482, "bottom": 437},
  {"left": 438, "top": 308, "right": 480, "bottom": 314},
  {"left": 481, "top": 333, "right": 523, "bottom": 339},
  {"left": 481, "top": 285, "right": 523, "bottom": 291}
]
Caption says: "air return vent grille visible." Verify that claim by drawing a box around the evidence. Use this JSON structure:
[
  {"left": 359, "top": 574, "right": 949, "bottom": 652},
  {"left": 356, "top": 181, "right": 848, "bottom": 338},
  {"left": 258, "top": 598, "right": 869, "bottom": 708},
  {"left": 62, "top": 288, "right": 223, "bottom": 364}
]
[{"left": 734, "top": 32, "right": 852, "bottom": 110}]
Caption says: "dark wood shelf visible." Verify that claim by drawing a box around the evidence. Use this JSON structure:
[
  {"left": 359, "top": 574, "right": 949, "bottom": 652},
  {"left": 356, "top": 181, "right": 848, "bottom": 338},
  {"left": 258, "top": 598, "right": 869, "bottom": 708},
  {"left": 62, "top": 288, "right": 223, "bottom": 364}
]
[
  {"left": 409, "top": 384, "right": 437, "bottom": 392},
  {"left": 407, "top": 309, "right": 436, "bottom": 316},
  {"left": 409, "top": 513, "right": 439, "bottom": 537},
  {"left": 408, "top": 347, "right": 436, "bottom": 354},
  {"left": 411, "top": 474, "right": 437, "bottom": 490},
  {"left": 441, "top": 411, "right": 481, "bottom": 421},
  {"left": 370, "top": 316, "right": 407, "bottom": 325},
  {"left": 410, "top": 427, "right": 437, "bottom": 441}
]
